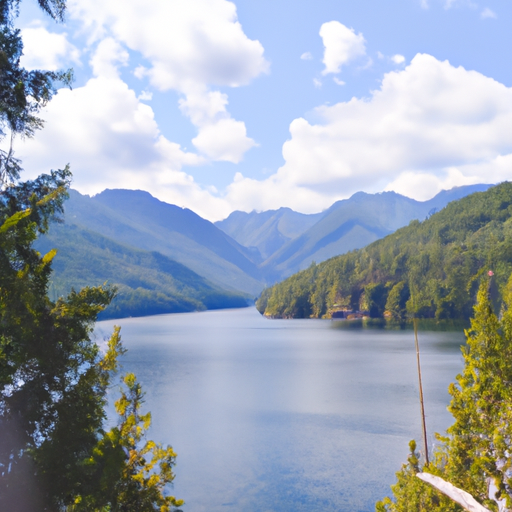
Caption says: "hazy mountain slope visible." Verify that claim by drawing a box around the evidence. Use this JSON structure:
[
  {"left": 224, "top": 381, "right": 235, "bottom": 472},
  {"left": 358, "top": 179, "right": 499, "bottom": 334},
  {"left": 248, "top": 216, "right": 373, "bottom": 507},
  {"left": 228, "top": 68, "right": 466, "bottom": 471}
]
[
  {"left": 215, "top": 208, "right": 324, "bottom": 260},
  {"left": 63, "top": 189, "right": 264, "bottom": 295},
  {"left": 259, "top": 184, "right": 491, "bottom": 279},
  {"left": 422, "top": 184, "right": 492, "bottom": 213},
  {"left": 35, "top": 224, "right": 249, "bottom": 319},
  {"left": 257, "top": 182, "right": 510, "bottom": 320}
]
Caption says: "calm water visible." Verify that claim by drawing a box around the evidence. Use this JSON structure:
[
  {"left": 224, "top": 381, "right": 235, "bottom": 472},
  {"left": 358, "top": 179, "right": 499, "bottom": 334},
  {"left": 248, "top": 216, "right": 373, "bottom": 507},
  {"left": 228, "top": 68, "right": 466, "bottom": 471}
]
[{"left": 95, "top": 307, "right": 465, "bottom": 512}]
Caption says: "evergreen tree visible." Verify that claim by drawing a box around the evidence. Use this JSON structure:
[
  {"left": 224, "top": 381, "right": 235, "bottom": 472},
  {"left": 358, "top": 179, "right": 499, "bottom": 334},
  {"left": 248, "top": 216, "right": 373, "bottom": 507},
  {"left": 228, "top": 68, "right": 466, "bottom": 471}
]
[
  {"left": 0, "top": 0, "right": 183, "bottom": 509},
  {"left": 377, "top": 275, "right": 512, "bottom": 511}
]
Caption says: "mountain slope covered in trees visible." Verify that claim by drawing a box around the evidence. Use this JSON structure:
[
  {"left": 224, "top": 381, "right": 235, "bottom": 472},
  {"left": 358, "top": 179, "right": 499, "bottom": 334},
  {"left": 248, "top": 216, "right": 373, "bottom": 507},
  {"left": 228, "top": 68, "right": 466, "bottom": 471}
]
[
  {"left": 218, "top": 184, "right": 490, "bottom": 280},
  {"left": 35, "top": 223, "right": 249, "bottom": 319},
  {"left": 37, "top": 183, "right": 493, "bottom": 320},
  {"left": 257, "top": 182, "right": 512, "bottom": 320},
  {"left": 60, "top": 189, "right": 264, "bottom": 295}
]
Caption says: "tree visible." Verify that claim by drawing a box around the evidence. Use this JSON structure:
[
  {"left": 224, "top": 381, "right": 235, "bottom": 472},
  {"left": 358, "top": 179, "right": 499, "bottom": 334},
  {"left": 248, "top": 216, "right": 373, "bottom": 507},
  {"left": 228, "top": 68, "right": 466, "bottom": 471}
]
[
  {"left": 0, "top": 0, "right": 72, "bottom": 185},
  {"left": 376, "top": 441, "right": 456, "bottom": 512},
  {"left": 385, "top": 281, "right": 409, "bottom": 321},
  {"left": 0, "top": 169, "right": 118, "bottom": 510},
  {"left": 377, "top": 275, "right": 512, "bottom": 511},
  {"left": 0, "top": 1, "right": 183, "bottom": 509}
]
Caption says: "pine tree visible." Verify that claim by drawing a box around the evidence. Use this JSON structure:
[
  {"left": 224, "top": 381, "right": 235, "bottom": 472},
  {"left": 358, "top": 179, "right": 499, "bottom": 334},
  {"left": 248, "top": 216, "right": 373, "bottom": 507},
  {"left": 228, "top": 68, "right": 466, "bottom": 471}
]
[
  {"left": 377, "top": 275, "right": 512, "bottom": 511},
  {"left": 0, "top": 0, "right": 183, "bottom": 509}
]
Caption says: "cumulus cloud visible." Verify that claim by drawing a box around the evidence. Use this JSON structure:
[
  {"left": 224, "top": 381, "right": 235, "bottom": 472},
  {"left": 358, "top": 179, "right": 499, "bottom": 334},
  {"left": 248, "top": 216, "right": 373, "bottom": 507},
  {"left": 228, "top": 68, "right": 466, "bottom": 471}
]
[
  {"left": 191, "top": 118, "right": 257, "bottom": 163},
  {"left": 392, "top": 54, "right": 406, "bottom": 64},
  {"left": 12, "top": 41, "right": 241, "bottom": 221},
  {"left": 222, "top": 54, "right": 512, "bottom": 212},
  {"left": 20, "top": 23, "right": 80, "bottom": 71},
  {"left": 67, "top": 0, "right": 267, "bottom": 163},
  {"left": 301, "top": 52, "right": 313, "bottom": 60},
  {"left": 90, "top": 37, "right": 128, "bottom": 79},
  {"left": 320, "top": 21, "right": 366, "bottom": 75},
  {"left": 16, "top": 74, "right": 201, "bottom": 184},
  {"left": 66, "top": 0, "right": 269, "bottom": 88},
  {"left": 481, "top": 7, "right": 497, "bottom": 19},
  {"left": 178, "top": 89, "right": 257, "bottom": 162}
]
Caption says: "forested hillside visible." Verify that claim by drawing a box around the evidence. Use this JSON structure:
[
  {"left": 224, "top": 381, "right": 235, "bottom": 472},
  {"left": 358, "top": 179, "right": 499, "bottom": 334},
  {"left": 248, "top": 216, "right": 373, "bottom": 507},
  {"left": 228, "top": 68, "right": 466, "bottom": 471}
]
[
  {"left": 35, "top": 223, "right": 249, "bottom": 319},
  {"left": 59, "top": 189, "right": 264, "bottom": 295},
  {"left": 218, "top": 184, "right": 490, "bottom": 281},
  {"left": 257, "top": 182, "right": 512, "bottom": 320}
]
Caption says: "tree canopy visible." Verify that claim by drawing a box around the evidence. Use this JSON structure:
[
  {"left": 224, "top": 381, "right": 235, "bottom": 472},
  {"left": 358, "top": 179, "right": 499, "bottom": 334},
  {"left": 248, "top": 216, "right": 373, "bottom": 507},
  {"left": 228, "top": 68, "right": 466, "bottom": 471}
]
[{"left": 0, "top": 1, "right": 183, "bottom": 509}]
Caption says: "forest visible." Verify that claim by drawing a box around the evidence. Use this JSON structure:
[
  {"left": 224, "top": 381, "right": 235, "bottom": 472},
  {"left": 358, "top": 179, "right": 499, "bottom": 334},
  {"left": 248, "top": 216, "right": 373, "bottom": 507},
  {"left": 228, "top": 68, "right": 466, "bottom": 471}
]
[{"left": 257, "top": 182, "right": 512, "bottom": 321}]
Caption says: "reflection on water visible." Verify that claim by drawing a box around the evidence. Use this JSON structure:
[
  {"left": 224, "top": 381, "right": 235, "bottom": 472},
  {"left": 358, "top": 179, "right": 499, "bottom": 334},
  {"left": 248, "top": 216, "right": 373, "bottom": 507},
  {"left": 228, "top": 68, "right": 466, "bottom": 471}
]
[
  {"left": 96, "top": 307, "right": 465, "bottom": 512},
  {"left": 331, "top": 318, "right": 470, "bottom": 332}
]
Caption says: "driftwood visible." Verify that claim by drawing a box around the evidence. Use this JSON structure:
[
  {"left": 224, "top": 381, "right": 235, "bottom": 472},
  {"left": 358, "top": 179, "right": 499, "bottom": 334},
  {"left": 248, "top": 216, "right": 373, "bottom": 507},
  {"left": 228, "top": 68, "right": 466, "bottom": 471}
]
[{"left": 416, "top": 472, "right": 491, "bottom": 512}]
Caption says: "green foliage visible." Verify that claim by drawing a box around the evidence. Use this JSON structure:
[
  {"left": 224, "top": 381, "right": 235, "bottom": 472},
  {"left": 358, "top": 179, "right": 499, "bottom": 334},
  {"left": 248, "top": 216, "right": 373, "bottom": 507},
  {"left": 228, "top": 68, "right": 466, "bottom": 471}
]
[
  {"left": 35, "top": 222, "right": 249, "bottom": 319},
  {"left": 0, "top": 172, "right": 114, "bottom": 510},
  {"left": 0, "top": 0, "right": 71, "bottom": 184},
  {"left": 385, "top": 281, "right": 410, "bottom": 321},
  {"left": 378, "top": 276, "right": 512, "bottom": 511},
  {"left": 1, "top": 175, "right": 184, "bottom": 510},
  {"left": 363, "top": 282, "right": 389, "bottom": 318},
  {"left": 0, "top": 1, "right": 184, "bottom": 509},
  {"left": 376, "top": 441, "right": 455, "bottom": 512},
  {"left": 70, "top": 373, "right": 183, "bottom": 512},
  {"left": 258, "top": 183, "right": 512, "bottom": 319}
]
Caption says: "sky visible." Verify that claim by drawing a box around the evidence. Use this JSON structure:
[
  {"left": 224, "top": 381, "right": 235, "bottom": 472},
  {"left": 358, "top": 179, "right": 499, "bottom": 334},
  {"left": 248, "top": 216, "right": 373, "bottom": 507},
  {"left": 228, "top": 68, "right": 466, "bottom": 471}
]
[{"left": 10, "top": 0, "right": 512, "bottom": 221}]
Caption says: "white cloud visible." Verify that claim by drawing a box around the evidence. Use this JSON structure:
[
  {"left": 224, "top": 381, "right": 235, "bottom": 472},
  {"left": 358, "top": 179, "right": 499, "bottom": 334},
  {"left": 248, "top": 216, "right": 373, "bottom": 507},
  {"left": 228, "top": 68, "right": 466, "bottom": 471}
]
[
  {"left": 384, "top": 168, "right": 478, "bottom": 200},
  {"left": 319, "top": 21, "right": 366, "bottom": 75},
  {"left": 68, "top": 0, "right": 268, "bottom": 91},
  {"left": 138, "top": 90, "right": 153, "bottom": 101},
  {"left": 178, "top": 89, "right": 257, "bottom": 162},
  {"left": 392, "top": 54, "right": 406, "bottom": 64},
  {"left": 223, "top": 54, "right": 512, "bottom": 212},
  {"left": 192, "top": 118, "right": 257, "bottom": 163},
  {"left": 11, "top": 42, "right": 242, "bottom": 221},
  {"left": 481, "top": 7, "right": 497, "bottom": 19},
  {"left": 313, "top": 78, "right": 322, "bottom": 88},
  {"left": 20, "top": 23, "right": 80, "bottom": 71},
  {"left": 67, "top": 0, "right": 267, "bottom": 164},
  {"left": 420, "top": 0, "right": 429, "bottom": 8},
  {"left": 90, "top": 37, "right": 128, "bottom": 79},
  {"left": 301, "top": 52, "right": 313, "bottom": 60},
  {"left": 333, "top": 77, "right": 345, "bottom": 86},
  {"left": 17, "top": 74, "right": 202, "bottom": 182}
]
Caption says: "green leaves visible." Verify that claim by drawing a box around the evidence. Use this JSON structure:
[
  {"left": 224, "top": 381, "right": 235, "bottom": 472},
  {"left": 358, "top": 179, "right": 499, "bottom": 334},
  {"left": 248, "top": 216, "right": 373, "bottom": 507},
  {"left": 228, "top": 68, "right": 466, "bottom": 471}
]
[{"left": 378, "top": 277, "right": 512, "bottom": 511}]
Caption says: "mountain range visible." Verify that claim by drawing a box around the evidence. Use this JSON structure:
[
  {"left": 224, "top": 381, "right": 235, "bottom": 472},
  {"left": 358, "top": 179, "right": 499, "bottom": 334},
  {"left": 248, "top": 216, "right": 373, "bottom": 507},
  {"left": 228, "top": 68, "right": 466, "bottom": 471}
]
[
  {"left": 36, "top": 183, "right": 492, "bottom": 318},
  {"left": 256, "top": 182, "right": 512, "bottom": 320},
  {"left": 216, "top": 183, "right": 491, "bottom": 280}
]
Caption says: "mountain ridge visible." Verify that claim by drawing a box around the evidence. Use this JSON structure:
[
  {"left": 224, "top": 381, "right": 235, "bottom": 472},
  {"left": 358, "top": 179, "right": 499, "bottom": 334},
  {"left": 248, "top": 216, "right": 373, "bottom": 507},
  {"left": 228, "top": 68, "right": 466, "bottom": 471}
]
[{"left": 256, "top": 182, "right": 511, "bottom": 320}]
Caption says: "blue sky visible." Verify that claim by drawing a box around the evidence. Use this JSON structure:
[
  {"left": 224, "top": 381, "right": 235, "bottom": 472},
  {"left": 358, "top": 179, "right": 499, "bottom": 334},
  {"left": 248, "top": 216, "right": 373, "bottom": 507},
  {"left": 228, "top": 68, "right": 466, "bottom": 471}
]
[{"left": 12, "top": 0, "right": 512, "bottom": 220}]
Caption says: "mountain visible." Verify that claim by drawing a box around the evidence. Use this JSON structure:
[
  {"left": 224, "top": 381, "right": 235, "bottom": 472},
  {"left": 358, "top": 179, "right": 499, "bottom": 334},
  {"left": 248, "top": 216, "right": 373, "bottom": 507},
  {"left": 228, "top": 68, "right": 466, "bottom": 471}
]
[
  {"left": 256, "top": 182, "right": 511, "bottom": 320},
  {"left": 215, "top": 208, "right": 324, "bottom": 261},
  {"left": 36, "top": 223, "right": 250, "bottom": 319},
  {"left": 59, "top": 189, "right": 264, "bottom": 296},
  {"left": 37, "top": 184, "right": 493, "bottom": 320},
  {"left": 255, "top": 184, "right": 491, "bottom": 280}
]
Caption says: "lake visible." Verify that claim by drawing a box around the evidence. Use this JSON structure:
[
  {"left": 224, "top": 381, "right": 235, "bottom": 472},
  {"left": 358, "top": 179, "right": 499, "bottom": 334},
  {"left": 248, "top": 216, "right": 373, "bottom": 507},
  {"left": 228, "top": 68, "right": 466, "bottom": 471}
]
[{"left": 95, "top": 307, "right": 466, "bottom": 512}]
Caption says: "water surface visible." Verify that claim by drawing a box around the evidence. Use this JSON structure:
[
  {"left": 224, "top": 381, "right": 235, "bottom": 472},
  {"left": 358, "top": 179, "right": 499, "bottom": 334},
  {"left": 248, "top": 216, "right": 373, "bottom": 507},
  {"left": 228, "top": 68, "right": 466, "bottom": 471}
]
[{"left": 96, "top": 307, "right": 465, "bottom": 512}]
